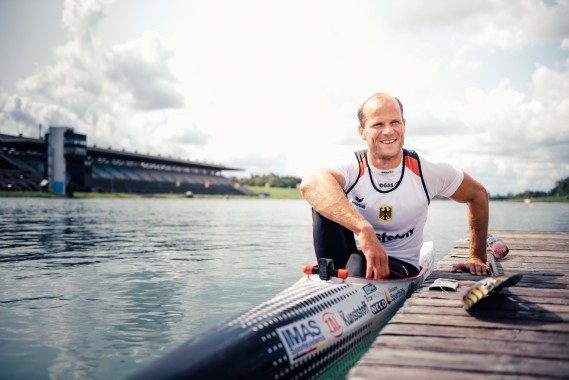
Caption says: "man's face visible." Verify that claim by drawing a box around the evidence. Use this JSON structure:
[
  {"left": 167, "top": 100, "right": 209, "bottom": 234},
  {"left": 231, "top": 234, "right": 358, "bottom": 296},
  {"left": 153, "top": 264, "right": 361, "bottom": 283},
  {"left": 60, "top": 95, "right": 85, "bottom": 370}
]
[{"left": 358, "top": 97, "right": 406, "bottom": 164}]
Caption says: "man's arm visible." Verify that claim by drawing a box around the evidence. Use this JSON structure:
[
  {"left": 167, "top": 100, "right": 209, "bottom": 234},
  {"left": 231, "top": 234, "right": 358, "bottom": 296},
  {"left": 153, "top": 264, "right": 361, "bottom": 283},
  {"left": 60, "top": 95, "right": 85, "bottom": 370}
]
[
  {"left": 449, "top": 172, "right": 491, "bottom": 276},
  {"left": 299, "top": 167, "right": 390, "bottom": 279}
]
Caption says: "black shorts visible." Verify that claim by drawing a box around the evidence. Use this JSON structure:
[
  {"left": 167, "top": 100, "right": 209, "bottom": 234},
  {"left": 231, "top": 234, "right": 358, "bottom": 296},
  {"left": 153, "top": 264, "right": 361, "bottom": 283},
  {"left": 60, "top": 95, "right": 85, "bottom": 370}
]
[
  {"left": 312, "top": 209, "right": 420, "bottom": 279},
  {"left": 346, "top": 250, "right": 420, "bottom": 279}
]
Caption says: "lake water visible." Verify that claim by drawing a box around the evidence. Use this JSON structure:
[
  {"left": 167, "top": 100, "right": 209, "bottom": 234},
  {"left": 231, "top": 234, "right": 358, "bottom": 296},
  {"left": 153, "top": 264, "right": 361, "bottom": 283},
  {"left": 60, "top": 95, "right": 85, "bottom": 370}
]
[{"left": 1, "top": 198, "right": 568, "bottom": 380}]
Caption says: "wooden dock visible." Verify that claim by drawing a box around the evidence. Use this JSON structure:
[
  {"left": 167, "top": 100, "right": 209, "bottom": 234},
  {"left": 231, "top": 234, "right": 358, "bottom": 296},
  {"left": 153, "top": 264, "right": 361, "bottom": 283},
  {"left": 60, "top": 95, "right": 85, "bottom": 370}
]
[{"left": 348, "top": 230, "right": 569, "bottom": 379}]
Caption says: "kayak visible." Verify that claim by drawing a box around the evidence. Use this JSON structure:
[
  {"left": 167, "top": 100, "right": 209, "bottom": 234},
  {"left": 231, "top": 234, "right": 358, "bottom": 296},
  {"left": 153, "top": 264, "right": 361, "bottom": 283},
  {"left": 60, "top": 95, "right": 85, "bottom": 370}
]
[{"left": 127, "top": 242, "right": 436, "bottom": 380}]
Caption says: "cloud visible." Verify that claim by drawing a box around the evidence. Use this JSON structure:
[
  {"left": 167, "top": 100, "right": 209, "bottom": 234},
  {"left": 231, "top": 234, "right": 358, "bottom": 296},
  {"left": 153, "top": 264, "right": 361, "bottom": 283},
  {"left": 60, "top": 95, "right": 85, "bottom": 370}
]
[
  {"left": 439, "top": 59, "right": 569, "bottom": 194},
  {"left": 0, "top": 96, "right": 39, "bottom": 129},
  {"left": 0, "top": 93, "right": 88, "bottom": 134},
  {"left": 106, "top": 31, "right": 184, "bottom": 110},
  {"left": 61, "top": 0, "right": 105, "bottom": 47},
  {"left": 229, "top": 151, "right": 290, "bottom": 177},
  {"left": 1, "top": 0, "right": 183, "bottom": 143},
  {"left": 165, "top": 127, "right": 210, "bottom": 146},
  {"left": 394, "top": 0, "right": 569, "bottom": 50}
]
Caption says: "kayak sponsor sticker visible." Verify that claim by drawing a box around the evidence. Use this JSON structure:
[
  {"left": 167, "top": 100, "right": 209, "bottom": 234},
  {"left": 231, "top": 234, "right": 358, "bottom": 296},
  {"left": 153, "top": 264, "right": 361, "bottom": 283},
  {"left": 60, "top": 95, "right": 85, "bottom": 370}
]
[
  {"left": 386, "top": 286, "right": 406, "bottom": 304},
  {"left": 370, "top": 298, "right": 388, "bottom": 314},
  {"left": 277, "top": 318, "right": 327, "bottom": 364},
  {"left": 322, "top": 311, "right": 343, "bottom": 338},
  {"left": 363, "top": 283, "right": 385, "bottom": 303},
  {"left": 362, "top": 283, "right": 377, "bottom": 295},
  {"left": 277, "top": 311, "right": 343, "bottom": 364},
  {"left": 337, "top": 301, "right": 370, "bottom": 327}
]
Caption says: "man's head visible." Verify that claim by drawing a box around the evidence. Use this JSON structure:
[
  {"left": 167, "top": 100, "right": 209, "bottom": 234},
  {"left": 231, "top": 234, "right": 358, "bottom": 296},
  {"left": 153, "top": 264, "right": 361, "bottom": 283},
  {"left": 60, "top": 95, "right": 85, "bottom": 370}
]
[
  {"left": 357, "top": 93, "right": 406, "bottom": 168},
  {"left": 357, "top": 93, "right": 404, "bottom": 127}
]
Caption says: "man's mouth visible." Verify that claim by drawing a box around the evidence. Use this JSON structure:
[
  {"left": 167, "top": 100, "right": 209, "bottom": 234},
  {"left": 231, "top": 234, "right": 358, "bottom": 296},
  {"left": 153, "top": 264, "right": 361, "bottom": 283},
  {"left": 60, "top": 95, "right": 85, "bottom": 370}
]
[{"left": 381, "top": 139, "right": 396, "bottom": 144}]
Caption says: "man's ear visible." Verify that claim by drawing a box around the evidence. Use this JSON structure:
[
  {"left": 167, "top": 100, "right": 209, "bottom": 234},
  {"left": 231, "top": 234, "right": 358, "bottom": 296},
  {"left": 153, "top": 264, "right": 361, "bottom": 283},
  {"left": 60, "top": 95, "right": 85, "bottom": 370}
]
[{"left": 358, "top": 124, "right": 366, "bottom": 140}]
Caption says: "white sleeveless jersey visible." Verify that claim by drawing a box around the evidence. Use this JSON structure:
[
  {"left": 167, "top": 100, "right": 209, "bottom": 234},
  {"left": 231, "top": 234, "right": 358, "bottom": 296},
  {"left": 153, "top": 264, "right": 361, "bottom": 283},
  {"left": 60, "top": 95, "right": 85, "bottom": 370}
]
[{"left": 334, "top": 149, "right": 464, "bottom": 268}]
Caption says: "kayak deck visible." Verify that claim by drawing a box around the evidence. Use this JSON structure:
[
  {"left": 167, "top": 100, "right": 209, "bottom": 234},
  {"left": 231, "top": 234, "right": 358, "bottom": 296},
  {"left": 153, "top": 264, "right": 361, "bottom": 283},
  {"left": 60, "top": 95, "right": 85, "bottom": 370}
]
[{"left": 128, "top": 242, "right": 435, "bottom": 380}]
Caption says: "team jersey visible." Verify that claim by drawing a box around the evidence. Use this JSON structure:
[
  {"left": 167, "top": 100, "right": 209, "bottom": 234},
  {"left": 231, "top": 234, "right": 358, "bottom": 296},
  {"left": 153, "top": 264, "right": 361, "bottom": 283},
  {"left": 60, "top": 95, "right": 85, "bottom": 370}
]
[{"left": 333, "top": 149, "right": 464, "bottom": 268}]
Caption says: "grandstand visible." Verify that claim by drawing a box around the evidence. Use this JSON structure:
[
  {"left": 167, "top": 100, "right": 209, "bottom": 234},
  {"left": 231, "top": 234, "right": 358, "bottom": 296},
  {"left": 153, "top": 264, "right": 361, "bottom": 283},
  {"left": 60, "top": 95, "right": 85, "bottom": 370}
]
[
  {"left": 0, "top": 134, "right": 45, "bottom": 191},
  {"left": 0, "top": 132, "right": 254, "bottom": 196}
]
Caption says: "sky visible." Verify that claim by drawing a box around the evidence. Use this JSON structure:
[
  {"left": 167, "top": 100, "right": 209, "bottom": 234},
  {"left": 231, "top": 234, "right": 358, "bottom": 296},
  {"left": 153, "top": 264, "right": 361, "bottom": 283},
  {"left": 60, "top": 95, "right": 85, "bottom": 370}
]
[{"left": 1, "top": 0, "right": 568, "bottom": 195}]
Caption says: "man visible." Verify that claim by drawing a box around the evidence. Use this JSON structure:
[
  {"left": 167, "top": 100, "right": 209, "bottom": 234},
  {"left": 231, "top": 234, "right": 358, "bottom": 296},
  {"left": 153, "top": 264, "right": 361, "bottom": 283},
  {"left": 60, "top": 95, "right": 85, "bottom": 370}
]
[{"left": 299, "top": 93, "right": 490, "bottom": 280}]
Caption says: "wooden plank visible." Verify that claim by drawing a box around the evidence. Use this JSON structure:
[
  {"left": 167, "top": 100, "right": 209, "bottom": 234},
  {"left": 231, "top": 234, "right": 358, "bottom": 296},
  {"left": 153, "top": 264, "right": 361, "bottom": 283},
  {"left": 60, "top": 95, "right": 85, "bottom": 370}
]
[
  {"left": 351, "top": 348, "right": 569, "bottom": 378},
  {"left": 388, "top": 313, "right": 569, "bottom": 331},
  {"left": 349, "top": 366, "right": 540, "bottom": 380},
  {"left": 399, "top": 293, "right": 569, "bottom": 322},
  {"left": 438, "top": 255, "right": 569, "bottom": 264},
  {"left": 370, "top": 335, "right": 569, "bottom": 360},
  {"left": 379, "top": 324, "right": 569, "bottom": 344},
  {"left": 348, "top": 231, "right": 569, "bottom": 379},
  {"left": 411, "top": 296, "right": 569, "bottom": 308}
]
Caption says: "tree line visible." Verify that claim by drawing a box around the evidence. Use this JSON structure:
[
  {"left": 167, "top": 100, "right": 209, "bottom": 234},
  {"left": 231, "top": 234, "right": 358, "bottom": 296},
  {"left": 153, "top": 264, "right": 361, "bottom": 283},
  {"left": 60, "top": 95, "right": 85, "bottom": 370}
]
[
  {"left": 232, "top": 173, "right": 569, "bottom": 200},
  {"left": 231, "top": 173, "right": 301, "bottom": 188},
  {"left": 490, "top": 176, "right": 569, "bottom": 200}
]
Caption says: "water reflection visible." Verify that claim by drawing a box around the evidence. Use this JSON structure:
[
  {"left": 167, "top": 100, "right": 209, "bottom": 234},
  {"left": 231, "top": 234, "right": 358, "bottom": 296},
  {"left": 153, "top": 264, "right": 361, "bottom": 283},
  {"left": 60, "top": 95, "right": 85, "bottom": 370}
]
[{"left": 0, "top": 198, "right": 314, "bottom": 379}]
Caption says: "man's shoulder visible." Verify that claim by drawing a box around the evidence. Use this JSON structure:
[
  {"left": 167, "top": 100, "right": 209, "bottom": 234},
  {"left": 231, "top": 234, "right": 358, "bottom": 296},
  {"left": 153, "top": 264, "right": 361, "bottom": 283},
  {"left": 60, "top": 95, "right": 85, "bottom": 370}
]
[{"left": 404, "top": 149, "right": 442, "bottom": 165}]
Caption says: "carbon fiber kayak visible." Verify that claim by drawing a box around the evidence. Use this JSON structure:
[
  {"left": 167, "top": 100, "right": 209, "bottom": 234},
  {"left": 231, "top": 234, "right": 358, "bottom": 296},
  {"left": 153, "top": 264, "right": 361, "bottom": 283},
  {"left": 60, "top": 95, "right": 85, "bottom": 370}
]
[{"left": 127, "top": 242, "right": 436, "bottom": 380}]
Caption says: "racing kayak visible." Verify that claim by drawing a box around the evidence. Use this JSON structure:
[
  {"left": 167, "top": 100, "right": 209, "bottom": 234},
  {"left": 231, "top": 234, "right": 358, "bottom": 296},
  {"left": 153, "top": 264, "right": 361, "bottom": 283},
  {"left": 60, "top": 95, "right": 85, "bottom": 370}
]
[{"left": 128, "top": 241, "right": 436, "bottom": 380}]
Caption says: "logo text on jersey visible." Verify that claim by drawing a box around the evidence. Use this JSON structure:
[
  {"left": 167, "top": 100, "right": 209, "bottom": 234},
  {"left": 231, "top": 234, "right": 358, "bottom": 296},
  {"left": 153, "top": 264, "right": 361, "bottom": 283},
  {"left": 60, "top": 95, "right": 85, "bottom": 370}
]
[
  {"left": 375, "top": 228, "right": 415, "bottom": 243},
  {"left": 352, "top": 196, "right": 365, "bottom": 209}
]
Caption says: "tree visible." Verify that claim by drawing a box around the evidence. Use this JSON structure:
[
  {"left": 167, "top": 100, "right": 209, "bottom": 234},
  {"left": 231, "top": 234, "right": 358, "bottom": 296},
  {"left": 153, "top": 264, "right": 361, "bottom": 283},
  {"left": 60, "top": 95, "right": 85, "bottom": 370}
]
[
  {"left": 549, "top": 177, "right": 569, "bottom": 196},
  {"left": 229, "top": 174, "right": 301, "bottom": 188}
]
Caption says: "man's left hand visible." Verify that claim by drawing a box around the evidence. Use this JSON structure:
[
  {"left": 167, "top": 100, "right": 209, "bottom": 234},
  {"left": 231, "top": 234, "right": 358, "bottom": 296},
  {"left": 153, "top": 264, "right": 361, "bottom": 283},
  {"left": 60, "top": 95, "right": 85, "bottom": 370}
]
[{"left": 451, "top": 258, "right": 490, "bottom": 276}]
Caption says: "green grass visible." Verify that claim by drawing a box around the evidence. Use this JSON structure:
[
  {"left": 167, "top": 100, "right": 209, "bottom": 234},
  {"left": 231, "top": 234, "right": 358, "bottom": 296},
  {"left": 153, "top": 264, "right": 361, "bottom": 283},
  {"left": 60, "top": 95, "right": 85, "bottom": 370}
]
[
  {"left": 72, "top": 187, "right": 304, "bottom": 199},
  {"left": 4, "top": 189, "right": 568, "bottom": 202},
  {"left": 0, "top": 186, "right": 304, "bottom": 200},
  {"left": 245, "top": 186, "right": 303, "bottom": 199},
  {"left": 0, "top": 191, "right": 62, "bottom": 198},
  {"left": 73, "top": 192, "right": 157, "bottom": 199}
]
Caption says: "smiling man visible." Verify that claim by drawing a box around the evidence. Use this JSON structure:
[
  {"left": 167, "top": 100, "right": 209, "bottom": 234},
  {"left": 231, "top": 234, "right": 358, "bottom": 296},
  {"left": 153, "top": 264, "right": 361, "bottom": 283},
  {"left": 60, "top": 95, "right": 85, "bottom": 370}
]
[{"left": 300, "top": 93, "right": 490, "bottom": 280}]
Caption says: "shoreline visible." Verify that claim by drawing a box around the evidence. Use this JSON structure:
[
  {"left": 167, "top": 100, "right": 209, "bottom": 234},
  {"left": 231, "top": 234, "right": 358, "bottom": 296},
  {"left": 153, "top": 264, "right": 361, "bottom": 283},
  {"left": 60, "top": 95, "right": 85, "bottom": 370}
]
[
  {"left": 0, "top": 190, "right": 567, "bottom": 203},
  {"left": 0, "top": 186, "right": 305, "bottom": 200}
]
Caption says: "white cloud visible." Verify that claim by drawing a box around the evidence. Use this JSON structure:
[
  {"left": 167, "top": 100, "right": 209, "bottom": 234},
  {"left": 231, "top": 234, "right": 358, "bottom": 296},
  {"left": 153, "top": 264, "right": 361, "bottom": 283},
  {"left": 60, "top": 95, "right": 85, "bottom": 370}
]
[
  {"left": 532, "top": 59, "right": 569, "bottom": 102},
  {"left": 107, "top": 31, "right": 184, "bottom": 110},
  {"left": 61, "top": 0, "right": 106, "bottom": 39},
  {"left": 460, "top": 80, "right": 526, "bottom": 127},
  {"left": 165, "top": 127, "right": 210, "bottom": 146},
  {"left": 0, "top": 93, "right": 89, "bottom": 134},
  {"left": 418, "top": 59, "right": 569, "bottom": 195},
  {"left": 394, "top": 0, "right": 569, "bottom": 50},
  {"left": 1, "top": 0, "right": 185, "bottom": 154}
]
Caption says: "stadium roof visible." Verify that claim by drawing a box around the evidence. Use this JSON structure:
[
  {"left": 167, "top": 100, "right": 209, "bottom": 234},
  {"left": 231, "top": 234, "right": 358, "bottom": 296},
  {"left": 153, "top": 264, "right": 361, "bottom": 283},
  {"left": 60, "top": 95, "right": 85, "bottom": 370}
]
[{"left": 0, "top": 133, "right": 241, "bottom": 172}]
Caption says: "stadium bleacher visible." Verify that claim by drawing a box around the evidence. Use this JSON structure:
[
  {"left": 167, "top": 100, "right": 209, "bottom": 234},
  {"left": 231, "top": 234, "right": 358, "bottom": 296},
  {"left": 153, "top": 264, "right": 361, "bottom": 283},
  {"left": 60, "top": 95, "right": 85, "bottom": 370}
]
[{"left": 0, "top": 132, "right": 254, "bottom": 196}]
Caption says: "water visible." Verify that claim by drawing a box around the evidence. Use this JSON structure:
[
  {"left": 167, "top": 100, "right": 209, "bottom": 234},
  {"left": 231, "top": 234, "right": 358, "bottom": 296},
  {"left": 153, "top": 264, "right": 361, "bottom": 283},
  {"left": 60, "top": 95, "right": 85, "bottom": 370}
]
[{"left": 0, "top": 198, "right": 568, "bottom": 380}]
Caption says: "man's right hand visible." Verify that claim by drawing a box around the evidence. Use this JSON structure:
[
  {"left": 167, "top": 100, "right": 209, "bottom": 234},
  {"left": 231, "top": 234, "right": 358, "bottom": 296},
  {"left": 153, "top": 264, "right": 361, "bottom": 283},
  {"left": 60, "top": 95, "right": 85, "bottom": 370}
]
[
  {"left": 357, "top": 227, "right": 390, "bottom": 279},
  {"left": 300, "top": 168, "right": 390, "bottom": 279}
]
